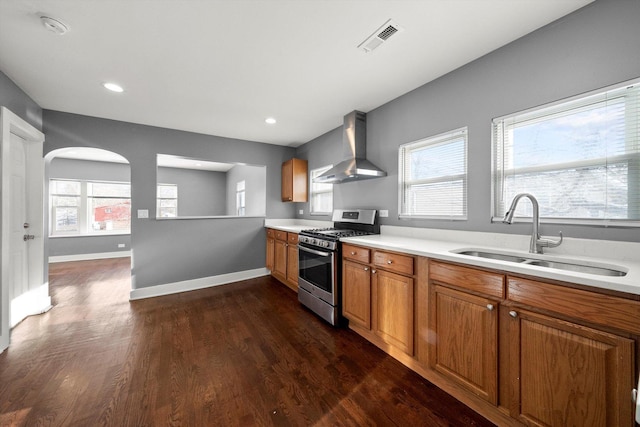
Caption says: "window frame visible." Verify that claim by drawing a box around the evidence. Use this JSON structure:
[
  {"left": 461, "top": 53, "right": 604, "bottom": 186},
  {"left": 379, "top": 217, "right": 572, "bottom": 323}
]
[
  {"left": 491, "top": 78, "right": 640, "bottom": 227},
  {"left": 157, "top": 183, "right": 178, "bottom": 218},
  {"left": 309, "top": 165, "right": 334, "bottom": 215},
  {"left": 398, "top": 127, "right": 468, "bottom": 220},
  {"left": 50, "top": 178, "right": 131, "bottom": 237},
  {"left": 236, "top": 180, "right": 246, "bottom": 216}
]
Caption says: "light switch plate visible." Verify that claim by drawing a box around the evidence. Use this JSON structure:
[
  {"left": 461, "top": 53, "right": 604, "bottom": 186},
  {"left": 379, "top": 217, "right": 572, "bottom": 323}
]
[
  {"left": 137, "top": 209, "right": 149, "bottom": 219},
  {"left": 299, "top": 209, "right": 304, "bottom": 215},
  {"left": 118, "top": 243, "right": 126, "bottom": 248},
  {"left": 379, "top": 210, "right": 389, "bottom": 217}
]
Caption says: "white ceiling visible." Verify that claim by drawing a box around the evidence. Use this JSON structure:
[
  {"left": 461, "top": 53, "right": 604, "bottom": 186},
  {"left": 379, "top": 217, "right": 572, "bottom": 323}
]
[{"left": 0, "top": 0, "right": 593, "bottom": 147}]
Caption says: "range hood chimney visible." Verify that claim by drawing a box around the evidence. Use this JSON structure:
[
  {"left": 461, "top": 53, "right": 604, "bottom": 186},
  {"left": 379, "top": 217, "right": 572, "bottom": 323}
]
[{"left": 314, "top": 111, "right": 387, "bottom": 184}]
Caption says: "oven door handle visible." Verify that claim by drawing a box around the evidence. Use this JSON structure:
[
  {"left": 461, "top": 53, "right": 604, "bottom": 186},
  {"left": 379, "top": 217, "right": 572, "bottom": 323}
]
[{"left": 299, "top": 245, "right": 331, "bottom": 258}]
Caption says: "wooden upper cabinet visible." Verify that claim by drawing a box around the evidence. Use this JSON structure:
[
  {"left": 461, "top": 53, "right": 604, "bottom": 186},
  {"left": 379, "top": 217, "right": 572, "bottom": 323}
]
[
  {"left": 505, "top": 307, "right": 635, "bottom": 426},
  {"left": 281, "top": 158, "right": 308, "bottom": 202}
]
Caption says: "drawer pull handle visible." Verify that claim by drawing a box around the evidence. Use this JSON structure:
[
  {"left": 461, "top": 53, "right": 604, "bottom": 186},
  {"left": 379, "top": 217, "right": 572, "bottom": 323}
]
[
  {"left": 387, "top": 260, "right": 392, "bottom": 264},
  {"left": 364, "top": 267, "right": 369, "bottom": 271},
  {"left": 509, "top": 310, "right": 518, "bottom": 318},
  {"left": 486, "top": 304, "right": 494, "bottom": 311},
  {"left": 351, "top": 251, "right": 356, "bottom": 255},
  {"left": 372, "top": 269, "right": 377, "bottom": 274}
]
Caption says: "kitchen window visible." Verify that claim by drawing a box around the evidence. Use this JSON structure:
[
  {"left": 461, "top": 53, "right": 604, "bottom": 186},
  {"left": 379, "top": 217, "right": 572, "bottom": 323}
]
[
  {"left": 157, "top": 183, "right": 178, "bottom": 218},
  {"left": 492, "top": 79, "right": 640, "bottom": 225},
  {"left": 399, "top": 128, "right": 468, "bottom": 219},
  {"left": 50, "top": 179, "right": 131, "bottom": 235},
  {"left": 310, "top": 165, "right": 333, "bottom": 215}
]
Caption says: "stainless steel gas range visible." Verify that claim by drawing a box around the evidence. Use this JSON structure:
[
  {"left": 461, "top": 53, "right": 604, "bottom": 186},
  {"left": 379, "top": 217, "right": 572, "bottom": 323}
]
[{"left": 297, "top": 209, "right": 379, "bottom": 325}]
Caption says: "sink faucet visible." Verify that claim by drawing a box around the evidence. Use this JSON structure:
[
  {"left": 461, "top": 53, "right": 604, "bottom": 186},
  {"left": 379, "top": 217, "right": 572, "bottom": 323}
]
[{"left": 503, "top": 193, "right": 563, "bottom": 254}]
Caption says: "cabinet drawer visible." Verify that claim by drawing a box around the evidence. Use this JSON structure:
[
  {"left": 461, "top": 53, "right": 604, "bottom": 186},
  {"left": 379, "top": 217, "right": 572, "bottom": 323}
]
[
  {"left": 343, "top": 244, "right": 370, "bottom": 264},
  {"left": 507, "top": 276, "right": 640, "bottom": 335},
  {"left": 429, "top": 260, "right": 504, "bottom": 299},
  {"left": 287, "top": 233, "right": 298, "bottom": 244},
  {"left": 374, "top": 251, "right": 414, "bottom": 276},
  {"left": 274, "top": 230, "right": 287, "bottom": 241},
  {"left": 266, "top": 228, "right": 275, "bottom": 238}
]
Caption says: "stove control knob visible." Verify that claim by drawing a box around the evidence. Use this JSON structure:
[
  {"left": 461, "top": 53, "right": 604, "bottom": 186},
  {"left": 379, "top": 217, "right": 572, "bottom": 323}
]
[{"left": 321, "top": 241, "right": 329, "bottom": 248}]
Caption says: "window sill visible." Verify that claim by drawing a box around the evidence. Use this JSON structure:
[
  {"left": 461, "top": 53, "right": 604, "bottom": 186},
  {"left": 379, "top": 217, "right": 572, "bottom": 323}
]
[{"left": 49, "top": 232, "right": 131, "bottom": 238}]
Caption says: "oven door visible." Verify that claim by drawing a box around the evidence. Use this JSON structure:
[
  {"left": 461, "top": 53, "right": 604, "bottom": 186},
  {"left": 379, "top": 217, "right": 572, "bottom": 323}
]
[{"left": 298, "top": 243, "right": 337, "bottom": 305}]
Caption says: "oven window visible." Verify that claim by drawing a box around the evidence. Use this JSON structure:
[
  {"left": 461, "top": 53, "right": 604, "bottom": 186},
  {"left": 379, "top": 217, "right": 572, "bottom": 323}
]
[{"left": 298, "top": 246, "right": 334, "bottom": 293}]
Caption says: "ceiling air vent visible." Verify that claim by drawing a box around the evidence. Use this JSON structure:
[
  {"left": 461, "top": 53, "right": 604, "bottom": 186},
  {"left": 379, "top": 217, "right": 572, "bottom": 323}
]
[{"left": 358, "top": 19, "right": 404, "bottom": 53}]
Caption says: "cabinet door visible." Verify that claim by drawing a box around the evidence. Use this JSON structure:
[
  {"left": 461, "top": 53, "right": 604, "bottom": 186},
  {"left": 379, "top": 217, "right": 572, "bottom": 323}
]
[
  {"left": 429, "top": 285, "right": 498, "bottom": 404},
  {"left": 273, "top": 239, "right": 287, "bottom": 279},
  {"left": 342, "top": 260, "right": 371, "bottom": 329},
  {"left": 372, "top": 269, "right": 414, "bottom": 355},
  {"left": 286, "top": 243, "right": 299, "bottom": 290},
  {"left": 281, "top": 158, "right": 308, "bottom": 202},
  {"left": 281, "top": 159, "right": 293, "bottom": 201},
  {"left": 266, "top": 237, "right": 275, "bottom": 271},
  {"left": 506, "top": 307, "right": 635, "bottom": 427}
]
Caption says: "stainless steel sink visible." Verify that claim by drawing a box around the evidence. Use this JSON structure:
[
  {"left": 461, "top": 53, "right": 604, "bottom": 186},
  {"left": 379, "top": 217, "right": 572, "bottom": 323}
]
[
  {"left": 453, "top": 250, "right": 627, "bottom": 277},
  {"left": 521, "top": 259, "right": 626, "bottom": 277},
  {"left": 455, "top": 250, "right": 529, "bottom": 263}
]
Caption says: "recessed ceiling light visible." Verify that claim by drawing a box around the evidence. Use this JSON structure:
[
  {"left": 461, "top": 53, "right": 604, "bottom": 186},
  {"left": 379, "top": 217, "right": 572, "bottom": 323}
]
[
  {"left": 40, "top": 16, "right": 70, "bottom": 35},
  {"left": 103, "top": 82, "right": 124, "bottom": 93},
  {"left": 265, "top": 117, "right": 277, "bottom": 125}
]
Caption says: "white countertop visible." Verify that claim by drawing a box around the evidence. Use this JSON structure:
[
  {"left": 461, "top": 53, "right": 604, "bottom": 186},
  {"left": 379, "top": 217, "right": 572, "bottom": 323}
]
[
  {"left": 264, "top": 218, "right": 331, "bottom": 234},
  {"left": 264, "top": 220, "right": 640, "bottom": 295},
  {"left": 341, "top": 229, "right": 640, "bottom": 296}
]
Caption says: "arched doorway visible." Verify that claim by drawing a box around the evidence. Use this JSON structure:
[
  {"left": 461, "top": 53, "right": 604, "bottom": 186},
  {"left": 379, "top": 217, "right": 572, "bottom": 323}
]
[{"left": 44, "top": 147, "right": 132, "bottom": 303}]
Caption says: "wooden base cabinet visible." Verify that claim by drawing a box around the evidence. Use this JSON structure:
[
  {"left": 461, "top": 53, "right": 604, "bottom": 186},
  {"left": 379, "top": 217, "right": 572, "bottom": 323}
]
[
  {"left": 505, "top": 307, "right": 634, "bottom": 427},
  {"left": 429, "top": 284, "right": 498, "bottom": 404},
  {"left": 342, "top": 259, "right": 371, "bottom": 329},
  {"left": 342, "top": 244, "right": 415, "bottom": 356},
  {"left": 266, "top": 229, "right": 275, "bottom": 271},
  {"left": 373, "top": 269, "right": 414, "bottom": 355},
  {"left": 285, "top": 233, "right": 299, "bottom": 289},
  {"left": 266, "top": 228, "right": 299, "bottom": 292}
]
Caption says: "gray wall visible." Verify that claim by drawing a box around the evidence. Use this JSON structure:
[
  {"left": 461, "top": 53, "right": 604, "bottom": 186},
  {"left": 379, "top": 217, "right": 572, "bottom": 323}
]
[
  {"left": 47, "top": 158, "right": 132, "bottom": 256},
  {"left": 225, "top": 164, "right": 267, "bottom": 216},
  {"left": 43, "top": 110, "right": 296, "bottom": 289},
  {"left": 0, "top": 70, "right": 42, "bottom": 131},
  {"left": 157, "top": 167, "right": 226, "bottom": 216},
  {"left": 295, "top": 0, "right": 640, "bottom": 243}
]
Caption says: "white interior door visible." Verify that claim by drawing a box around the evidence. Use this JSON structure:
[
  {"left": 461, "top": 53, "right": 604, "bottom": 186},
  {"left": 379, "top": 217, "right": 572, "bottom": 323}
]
[
  {"left": 9, "top": 133, "right": 31, "bottom": 326},
  {"left": 1, "top": 106, "right": 47, "bottom": 354}
]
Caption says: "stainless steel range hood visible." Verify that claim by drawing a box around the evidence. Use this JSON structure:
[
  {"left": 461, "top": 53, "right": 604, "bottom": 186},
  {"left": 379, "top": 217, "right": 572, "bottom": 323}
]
[{"left": 314, "top": 111, "right": 387, "bottom": 184}]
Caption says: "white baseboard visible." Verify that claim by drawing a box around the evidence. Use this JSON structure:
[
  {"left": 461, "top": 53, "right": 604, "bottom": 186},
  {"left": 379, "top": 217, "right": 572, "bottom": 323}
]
[
  {"left": 129, "top": 267, "right": 270, "bottom": 300},
  {"left": 49, "top": 251, "right": 132, "bottom": 263}
]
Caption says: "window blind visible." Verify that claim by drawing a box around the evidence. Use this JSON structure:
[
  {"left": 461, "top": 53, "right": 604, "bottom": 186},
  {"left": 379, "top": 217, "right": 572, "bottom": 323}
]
[
  {"left": 493, "top": 79, "right": 640, "bottom": 225},
  {"left": 310, "top": 165, "right": 333, "bottom": 214},
  {"left": 399, "top": 127, "right": 468, "bottom": 219}
]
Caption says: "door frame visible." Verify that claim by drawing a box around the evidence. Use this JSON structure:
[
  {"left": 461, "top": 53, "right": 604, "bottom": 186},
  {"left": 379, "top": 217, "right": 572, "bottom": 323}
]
[{"left": 1, "top": 106, "right": 47, "bottom": 354}]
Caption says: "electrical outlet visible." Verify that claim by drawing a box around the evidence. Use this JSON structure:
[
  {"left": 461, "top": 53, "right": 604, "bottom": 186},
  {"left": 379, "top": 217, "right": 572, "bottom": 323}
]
[
  {"left": 118, "top": 243, "right": 126, "bottom": 248},
  {"left": 299, "top": 209, "right": 304, "bottom": 215},
  {"left": 380, "top": 210, "right": 389, "bottom": 218},
  {"left": 137, "top": 209, "right": 149, "bottom": 219}
]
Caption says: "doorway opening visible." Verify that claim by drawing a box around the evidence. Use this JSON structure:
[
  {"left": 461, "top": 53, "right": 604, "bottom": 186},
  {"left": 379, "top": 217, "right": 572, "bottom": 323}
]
[{"left": 44, "top": 147, "right": 132, "bottom": 307}]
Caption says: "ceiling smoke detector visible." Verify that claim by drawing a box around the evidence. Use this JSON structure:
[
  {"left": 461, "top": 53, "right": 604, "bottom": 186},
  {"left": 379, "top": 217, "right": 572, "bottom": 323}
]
[
  {"left": 358, "top": 19, "right": 403, "bottom": 53},
  {"left": 40, "top": 16, "right": 70, "bottom": 35}
]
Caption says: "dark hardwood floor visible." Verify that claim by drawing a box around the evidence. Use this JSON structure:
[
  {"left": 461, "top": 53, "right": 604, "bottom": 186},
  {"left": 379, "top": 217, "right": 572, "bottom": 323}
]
[{"left": 0, "top": 258, "right": 495, "bottom": 426}]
